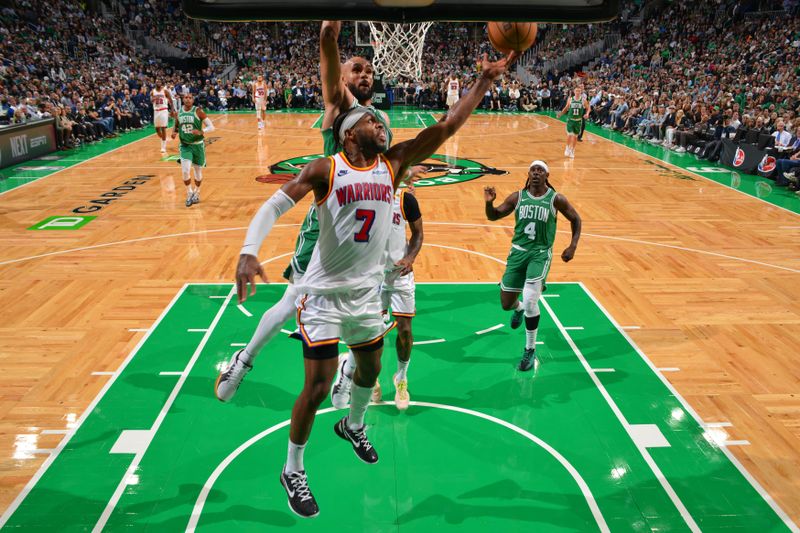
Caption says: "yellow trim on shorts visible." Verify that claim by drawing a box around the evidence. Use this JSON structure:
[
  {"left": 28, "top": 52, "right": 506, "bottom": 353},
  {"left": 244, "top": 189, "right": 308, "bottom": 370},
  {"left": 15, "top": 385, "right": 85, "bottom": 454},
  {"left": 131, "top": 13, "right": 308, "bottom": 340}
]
[
  {"left": 348, "top": 320, "right": 397, "bottom": 350},
  {"left": 296, "top": 295, "right": 341, "bottom": 347}
]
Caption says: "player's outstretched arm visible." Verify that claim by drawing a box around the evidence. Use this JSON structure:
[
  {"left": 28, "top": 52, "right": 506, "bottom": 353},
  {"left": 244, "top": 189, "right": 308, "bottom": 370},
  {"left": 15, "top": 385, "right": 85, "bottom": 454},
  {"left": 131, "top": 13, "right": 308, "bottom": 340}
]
[
  {"left": 484, "top": 186, "right": 518, "bottom": 221},
  {"left": 236, "top": 158, "right": 331, "bottom": 303},
  {"left": 554, "top": 193, "right": 581, "bottom": 262},
  {"left": 385, "top": 52, "right": 518, "bottom": 185},
  {"left": 320, "top": 21, "right": 351, "bottom": 122}
]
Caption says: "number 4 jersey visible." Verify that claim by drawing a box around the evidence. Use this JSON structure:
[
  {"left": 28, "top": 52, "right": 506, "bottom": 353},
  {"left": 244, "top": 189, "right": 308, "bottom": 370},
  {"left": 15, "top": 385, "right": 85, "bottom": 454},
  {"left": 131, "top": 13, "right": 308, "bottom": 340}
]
[
  {"left": 512, "top": 188, "right": 557, "bottom": 251},
  {"left": 297, "top": 152, "right": 396, "bottom": 295}
]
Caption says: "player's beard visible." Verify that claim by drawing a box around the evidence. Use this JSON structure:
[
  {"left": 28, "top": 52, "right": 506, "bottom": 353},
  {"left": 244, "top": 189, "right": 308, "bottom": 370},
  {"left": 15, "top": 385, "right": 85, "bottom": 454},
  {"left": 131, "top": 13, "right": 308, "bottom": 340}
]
[
  {"left": 356, "top": 129, "right": 387, "bottom": 154},
  {"left": 348, "top": 81, "right": 374, "bottom": 104}
]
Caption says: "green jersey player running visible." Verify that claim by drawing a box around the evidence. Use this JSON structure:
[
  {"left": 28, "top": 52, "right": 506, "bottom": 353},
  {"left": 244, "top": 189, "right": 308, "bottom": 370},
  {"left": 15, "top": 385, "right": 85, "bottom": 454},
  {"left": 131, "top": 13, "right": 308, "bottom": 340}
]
[
  {"left": 484, "top": 160, "right": 582, "bottom": 371},
  {"left": 171, "top": 94, "right": 214, "bottom": 207},
  {"left": 556, "top": 85, "right": 589, "bottom": 159},
  {"left": 215, "top": 20, "right": 393, "bottom": 402}
]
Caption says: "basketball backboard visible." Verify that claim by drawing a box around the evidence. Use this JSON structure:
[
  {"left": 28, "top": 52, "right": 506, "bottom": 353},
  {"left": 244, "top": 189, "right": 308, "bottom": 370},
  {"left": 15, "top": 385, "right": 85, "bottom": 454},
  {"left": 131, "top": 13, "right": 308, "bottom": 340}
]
[{"left": 182, "top": 0, "right": 619, "bottom": 23}]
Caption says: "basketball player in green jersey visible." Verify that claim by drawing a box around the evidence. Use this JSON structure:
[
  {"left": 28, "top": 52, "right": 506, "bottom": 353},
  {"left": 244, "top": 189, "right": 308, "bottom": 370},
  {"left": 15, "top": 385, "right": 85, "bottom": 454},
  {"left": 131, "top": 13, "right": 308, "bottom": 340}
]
[
  {"left": 215, "top": 20, "right": 394, "bottom": 401},
  {"left": 484, "top": 160, "right": 582, "bottom": 371},
  {"left": 171, "top": 94, "right": 214, "bottom": 207},
  {"left": 557, "top": 86, "right": 590, "bottom": 159}
]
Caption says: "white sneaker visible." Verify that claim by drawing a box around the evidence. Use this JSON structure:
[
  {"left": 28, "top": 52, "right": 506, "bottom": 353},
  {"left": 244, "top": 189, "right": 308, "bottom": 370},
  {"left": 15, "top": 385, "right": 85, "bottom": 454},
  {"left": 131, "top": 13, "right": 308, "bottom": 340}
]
[
  {"left": 564, "top": 147, "right": 570, "bottom": 156},
  {"left": 394, "top": 374, "right": 410, "bottom": 411},
  {"left": 215, "top": 349, "right": 253, "bottom": 402},
  {"left": 371, "top": 380, "right": 382, "bottom": 403},
  {"left": 191, "top": 191, "right": 200, "bottom": 205},
  {"left": 185, "top": 191, "right": 193, "bottom": 207},
  {"left": 330, "top": 354, "right": 353, "bottom": 409},
  {"left": 568, "top": 149, "right": 575, "bottom": 159},
  {"left": 258, "top": 121, "right": 264, "bottom": 130}
]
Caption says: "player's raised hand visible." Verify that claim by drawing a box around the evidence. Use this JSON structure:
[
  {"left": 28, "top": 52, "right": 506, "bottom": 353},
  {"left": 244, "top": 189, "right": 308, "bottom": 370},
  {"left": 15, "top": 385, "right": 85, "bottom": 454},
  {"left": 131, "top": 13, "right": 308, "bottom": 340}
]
[
  {"left": 479, "top": 52, "right": 521, "bottom": 80},
  {"left": 561, "top": 245, "right": 576, "bottom": 262},
  {"left": 236, "top": 254, "right": 268, "bottom": 304},
  {"left": 484, "top": 186, "right": 496, "bottom": 203}
]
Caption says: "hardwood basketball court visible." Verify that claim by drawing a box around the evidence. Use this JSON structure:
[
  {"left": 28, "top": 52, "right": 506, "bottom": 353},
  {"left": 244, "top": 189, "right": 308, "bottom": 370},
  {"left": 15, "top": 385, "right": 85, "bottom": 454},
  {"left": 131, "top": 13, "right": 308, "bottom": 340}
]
[{"left": 0, "top": 111, "right": 798, "bottom": 530}]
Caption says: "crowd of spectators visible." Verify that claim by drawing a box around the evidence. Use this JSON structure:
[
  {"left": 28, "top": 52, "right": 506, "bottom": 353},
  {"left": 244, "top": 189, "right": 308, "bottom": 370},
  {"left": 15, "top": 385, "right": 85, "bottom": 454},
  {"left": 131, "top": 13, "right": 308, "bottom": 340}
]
[{"left": 2, "top": 0, "right": 799, "bottom": 187}]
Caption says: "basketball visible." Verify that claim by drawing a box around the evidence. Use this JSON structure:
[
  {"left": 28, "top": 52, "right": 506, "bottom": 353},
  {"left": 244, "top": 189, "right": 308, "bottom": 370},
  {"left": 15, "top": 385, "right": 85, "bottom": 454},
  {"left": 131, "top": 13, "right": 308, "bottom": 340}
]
[{"left": 487, "top": 21, "right": 538, "bottom": 54}]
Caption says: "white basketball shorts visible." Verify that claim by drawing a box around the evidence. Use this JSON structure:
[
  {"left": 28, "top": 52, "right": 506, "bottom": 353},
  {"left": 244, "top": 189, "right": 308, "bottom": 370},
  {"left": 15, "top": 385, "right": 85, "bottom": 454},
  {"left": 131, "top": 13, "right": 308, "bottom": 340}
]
[
  {"left": 381, "top": 270, "right": 415, "bottom": 317},
  {"left": 296, "top": 285, "right": 395, "bottom": 351},
  {"left": 154, "top": 109, "right": 169, "bottom": 128}
]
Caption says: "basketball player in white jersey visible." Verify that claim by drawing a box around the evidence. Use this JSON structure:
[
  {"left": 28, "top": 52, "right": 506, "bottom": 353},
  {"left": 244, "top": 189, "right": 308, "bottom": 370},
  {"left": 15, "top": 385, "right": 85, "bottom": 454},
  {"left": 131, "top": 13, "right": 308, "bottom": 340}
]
[
  {"left": 151, "top": 80, "right": 174, "bottom": 153},
  {"left": 235, "top": 51, "right": 517, "bottom": 518},
  {"left": 446, "top": 72, "right": 460, "bottom": 109},
  {"left": 333, "top": 185, "right": 423, "bottom": 410},
  {"left": 214, "top": 21, "right": 395, "bottom": 403},
  {"left": 252, "top": 75, "right": 267, "bottom": 130}
]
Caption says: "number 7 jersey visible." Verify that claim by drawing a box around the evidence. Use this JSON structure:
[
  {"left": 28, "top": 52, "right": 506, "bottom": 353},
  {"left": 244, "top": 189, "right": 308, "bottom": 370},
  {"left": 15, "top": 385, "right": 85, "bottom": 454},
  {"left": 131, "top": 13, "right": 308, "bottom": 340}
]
[
  {"left": 297, "top": 152, "right": 396, "bottom": 294},
  {"left": 512, "top": 188, "right": 557, "bottom": 251}
]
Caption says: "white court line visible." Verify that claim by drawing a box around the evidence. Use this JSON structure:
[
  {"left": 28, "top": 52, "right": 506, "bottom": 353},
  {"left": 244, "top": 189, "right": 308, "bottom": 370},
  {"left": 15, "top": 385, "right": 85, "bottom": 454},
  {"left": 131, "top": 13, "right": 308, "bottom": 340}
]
[
  {"left": 423, "top": 222, "right": 800, "bottom": 274},
  {"left": 236, "top": 304, "right": 253, "bottom": 317},
  {"left": 259, "top": 252, "right": 293, "bottom": 265},
  {"left": 621, "top": 326, "right": 641, "bottom": 330},
  {"left": 540, "top": 297, "right": 701, "bottom": 532},
  {"left": 0, "top": 134, "right": 153, "bottom": 198},
  {"left": 186, "top": 401, "right": 609, "bottom": 533},
  {"left": 230, "top": 343, "right": 246, "bottom": 347},
  {"left": 39, "top": 430, "right": 69, "bottom": 435},
  {"left": 422, "top": 243, "right": 505, "bottom": 265},
  {"left": 704, "top": 422, "right": 733, "bottom": 428},
  {"left": 93, "top": 286, "right": 235, "bottom": 532},
  {"left": 541, "top": 114, "right": 800, "bottom": 218},
  {"left": 725, "top": 440, "right": 751, "bottom": 446},
  {"left": 0, "top": 284, "right": 190, "bottom": 529},
  {"left": 542, "top": 294, "right": 560, "bottom": 298},
  {"left": 158, "top": 371, "right": 183, "bottom": 376},
  {"left": 188, "top": 329, "right": 208, "bottom": 333},
  {"left": 208, "top": 295, "right": 227, "bottom": 299},
  {"left": 413, "top": 339, "right": 446, "bottom": 345},
  {"left": 658, "top": 368, "right": 681, "bottom": 372},
  {"left": 590, "top": 368, "right": 616, "bottom": 373},
  {"left": 475, "top": 324, "right": 503, "bottom": 335},
  {"left": 127, "top": 328, "right": 149, "bottom": 332},
  {"left": 578, "top": 282, "right": 799, "bottom": 532},
  {"left": 564, "top": 326, "right": 584, "bottom": 331},
  {"left": 91, "top": 372, "right": 115, "bottom": 376},
  {"left": 4, "top": 222, "right": 796, "bottom": 275},
  {"left": 280, "top": 329, "right": 294, "bottom": 335}
]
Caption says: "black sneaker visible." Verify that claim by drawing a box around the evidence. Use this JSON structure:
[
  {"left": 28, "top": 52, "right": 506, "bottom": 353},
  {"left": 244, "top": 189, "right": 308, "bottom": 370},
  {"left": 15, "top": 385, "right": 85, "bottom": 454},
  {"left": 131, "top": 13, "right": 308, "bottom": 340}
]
[
  {"left": 280, "top": 468, "right": 319, "bottom": 518},
  {"left": 334, "top": 417, "right": 378, "bottom": 464},
  {"left": 510, "top": 308, "right": 524, "bottom": 329},
  {"left": 518, "top": 348, "right": 537, "bottom": 372}
]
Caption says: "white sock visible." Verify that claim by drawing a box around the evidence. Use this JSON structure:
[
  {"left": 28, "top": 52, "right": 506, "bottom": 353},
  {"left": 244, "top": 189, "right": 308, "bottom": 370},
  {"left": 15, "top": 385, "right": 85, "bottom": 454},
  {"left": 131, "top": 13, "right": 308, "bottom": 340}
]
[
  {"left": 285, "top": 440, "right": 306, "bottom": 473},
  {"left": 396, "top": 360, "right": 409, "bottom": 381},
  {"left": 347, "top": 383, "right": 372, "bottom": 430},
  {"left": 514, "top": 300, "right": 523, "bottom": 312},
  {"left": 244, "top": 285, "right": 298, "bottom": 360},
  {"left": 343, "top": 350, "right": 356, "bottom": 379},
  {"left": 525, "top": 326, "right": 538, "bottom": 350}
]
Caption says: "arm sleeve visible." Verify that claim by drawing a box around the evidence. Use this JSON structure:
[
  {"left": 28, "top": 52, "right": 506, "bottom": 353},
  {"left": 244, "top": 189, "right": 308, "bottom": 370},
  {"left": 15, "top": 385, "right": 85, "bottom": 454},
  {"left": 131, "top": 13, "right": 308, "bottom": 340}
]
[
  {"left": 240, "top": 189, "right": 296, "bottom": 257},
  {"left": 202, "top": 117, "right": 214, "bottom": 133},
  {"left": 402, "top": 192, "right": 421, "bottom": 223}
]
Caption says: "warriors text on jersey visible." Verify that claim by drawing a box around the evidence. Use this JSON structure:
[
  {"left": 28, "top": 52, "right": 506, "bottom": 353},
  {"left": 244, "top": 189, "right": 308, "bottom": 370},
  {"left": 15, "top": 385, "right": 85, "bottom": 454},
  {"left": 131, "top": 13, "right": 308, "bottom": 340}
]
[
  {"left": 177, "top": 106, "right": 204, "bottom": 145},
  {"left": 297, "top": 152, "right": 396, "bottom": 294},
  {"left": 511, "top": 188, "right": 557, "bottom": 250},
  {"left": 285, "top": 101, "right": 393, "bottom": 280}
]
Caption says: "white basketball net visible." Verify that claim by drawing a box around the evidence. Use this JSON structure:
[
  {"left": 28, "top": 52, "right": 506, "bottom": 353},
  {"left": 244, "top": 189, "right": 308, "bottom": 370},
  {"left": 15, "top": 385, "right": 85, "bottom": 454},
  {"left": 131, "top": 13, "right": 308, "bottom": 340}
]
[{"left": 367, "top": 22, "right": 433, "bottom": 79}]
